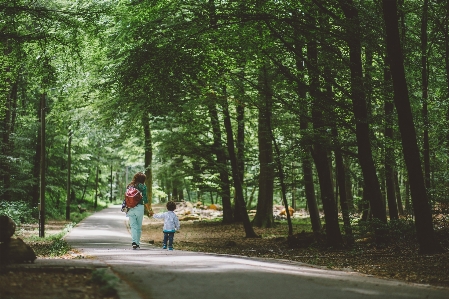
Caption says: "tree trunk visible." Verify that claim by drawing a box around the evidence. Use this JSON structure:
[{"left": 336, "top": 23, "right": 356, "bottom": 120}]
[
  {"left": 295, "top": 37, "right": 322, "bottom": 233},
  {"left": 333, "top": 128, "right": 354, "bottom": 244},
  {"left": 253, "top": 65, "right": 275, "bottom": 228},
  {"left": 344, "top": 156, "right": 354, "bottom": 209},
  {"left": 339, "top": 0, "right": 387, "bottom": 225},
  {"left": 384, "top": 60, "right": 399, "bottom": 220},
  {"left": 394, "top": 170, "right": 404, "bottom": 215},
  {"left": 233, "top": 99, "right": 245, "bottom": 222},
  {"left": 207, "top": 100, "right": 233, "bottom": 223},
  {"left": 308, "top": 38, "right": 342, "bottom": 247},
  {"left": 421, "top": 0, "right": 431, "bottom": 193},
  {"left": 382, "top": 0, "right": 443, "bottom": 253},
  {"left": 221, "top": 91, "right": 258, "bottom": 238},
  {"left": 271, "top": 129, "right": 293, "bottom": 236},
  {"left": 0, "top": 81, "right": 16, "bottom": 202},
  {"left": 143, "top": 112, "right": 153, "bottom": 211}
]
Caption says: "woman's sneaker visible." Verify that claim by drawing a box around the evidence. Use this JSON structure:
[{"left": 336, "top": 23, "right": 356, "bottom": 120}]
[
  {"left": 162, "top": 245, "right": 167, "bottom": 249},
  {"left": 132, "top": 242, "right": 138, "bottom": 249},
  {"left": 168, "top": 247, "right": 173, "bottom": 251}
]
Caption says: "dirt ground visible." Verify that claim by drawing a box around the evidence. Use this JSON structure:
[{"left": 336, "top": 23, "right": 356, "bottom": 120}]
[
  {"left": 142, "top": 205, "right": 449, "bottom": 289},
  {"left": 0, "top": 268, "right": 117, "bottom": 299},
  {"left": 1, "top": 221, "right": 119, "bottom": 299},
  {"left": 2, "top": 205, "right": 449, "bottom": 298}
]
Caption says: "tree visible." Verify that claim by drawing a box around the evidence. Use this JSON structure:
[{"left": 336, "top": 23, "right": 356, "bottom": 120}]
[
  {"left": 338, "top": 0, "right": 387, "bottom": 227},
  {"left": 382, "top": 0, "right": 444, "bottom": 254}
]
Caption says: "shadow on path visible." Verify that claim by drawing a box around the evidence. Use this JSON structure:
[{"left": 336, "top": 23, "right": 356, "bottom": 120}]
[{"left": 65, "top": 206, "right": 449, "bottom": 299}]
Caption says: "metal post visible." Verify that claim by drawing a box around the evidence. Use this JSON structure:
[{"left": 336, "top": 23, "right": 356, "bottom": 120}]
[
  {"left": 66, "top": 129, "right": 72, "bottom": 221},
  {"left": 110, "top": 163, "right": 113, "bottom": 202},
  {"left": 94, "top": 165, "right": 99, "bottom": 210},
  {"left": 39, "top": 94, "right": 46, "bottom": 238}
]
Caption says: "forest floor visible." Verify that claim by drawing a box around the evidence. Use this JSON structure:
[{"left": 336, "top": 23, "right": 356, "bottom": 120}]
[
  {"left": 142, "top": 205, "right": 449, "bottom": 290},
  {"left": 0, "top": 220, "right": 118, "bottom": 299},
  {"left": 2, "top": 207, "right": 449, "bottom": 298}
]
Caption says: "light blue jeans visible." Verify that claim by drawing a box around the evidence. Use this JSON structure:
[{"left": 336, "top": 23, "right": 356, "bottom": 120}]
[{"left": 128, "top": 204, "right": 144, "bottom": 245}]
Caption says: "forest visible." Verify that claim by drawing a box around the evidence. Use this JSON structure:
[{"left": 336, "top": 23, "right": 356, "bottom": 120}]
[{"left": 1, "top": 0, "right": 449, "bottom": 255}]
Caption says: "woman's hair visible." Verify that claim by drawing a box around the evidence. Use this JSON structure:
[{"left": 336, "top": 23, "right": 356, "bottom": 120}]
[
  {"left": 166, "top": 201, "right": 176, "bottom": 211},
  {"left": 128, "top": 172, "right": 146, "bottom": 187}
]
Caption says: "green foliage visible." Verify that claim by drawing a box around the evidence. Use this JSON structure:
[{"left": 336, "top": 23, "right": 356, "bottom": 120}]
[
  {"left": 26, "top": 222, "right": 74, "bottom": 257},
  {"left": 0, "top": 201, "right": 37, "bottom": 225},
  {"left": 352, "top": 218, "right": 417, "bottom": 242},
  {"left": 1, "top": 0, "right": 449, "bottom": 249}
]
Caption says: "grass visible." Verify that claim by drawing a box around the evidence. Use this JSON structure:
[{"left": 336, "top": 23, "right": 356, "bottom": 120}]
[{"left": 17, "top": 201, "right": 111, "bottom": 258}]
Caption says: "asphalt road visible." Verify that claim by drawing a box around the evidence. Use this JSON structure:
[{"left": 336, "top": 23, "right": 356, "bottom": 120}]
[{"left": 65, "top": 206, "right": 449, "bottom": 299}]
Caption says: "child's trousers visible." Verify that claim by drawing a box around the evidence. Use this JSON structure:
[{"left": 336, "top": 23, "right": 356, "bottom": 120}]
[{"left": 163, "top": 232, "right": 175, "bottom": 248}]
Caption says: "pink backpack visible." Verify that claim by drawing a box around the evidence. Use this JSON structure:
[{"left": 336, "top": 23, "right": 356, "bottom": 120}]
[{"left": 125, "top": 186, "right": 143, "bottom": 208}]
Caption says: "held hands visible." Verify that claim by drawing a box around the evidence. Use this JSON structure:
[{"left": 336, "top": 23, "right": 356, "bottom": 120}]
[{"left": 144, "top": 203, "right": 154, "bottom": 217}]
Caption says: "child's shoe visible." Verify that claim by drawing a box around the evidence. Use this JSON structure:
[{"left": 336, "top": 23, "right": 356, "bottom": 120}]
[
  {"left": 132, "top": 242, "right": 138, "bottom": 249},
  {"left": 168, "top": 247, "right": 173, "bottom": 251},
  {"left": 162, "top": 245, "right": 167, "bottom": 249}
]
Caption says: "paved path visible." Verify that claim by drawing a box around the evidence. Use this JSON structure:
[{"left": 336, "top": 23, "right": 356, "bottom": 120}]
[{"left": 65, "top": 206, "right": 449, "bottom": 299}]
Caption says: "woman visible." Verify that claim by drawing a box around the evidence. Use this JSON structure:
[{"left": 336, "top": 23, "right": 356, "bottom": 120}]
[{"left": 127, "top": 172, "right": 150, "bottom": 249}]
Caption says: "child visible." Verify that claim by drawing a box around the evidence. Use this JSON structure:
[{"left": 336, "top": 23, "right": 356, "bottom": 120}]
[{"left": 152, "top": 201, "right": 180, "bottom": 250}]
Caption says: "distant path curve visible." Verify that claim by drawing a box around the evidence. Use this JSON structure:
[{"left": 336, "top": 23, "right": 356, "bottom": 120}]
[{"left": 65, "top": 206, "right": 449, "bottom": 299}]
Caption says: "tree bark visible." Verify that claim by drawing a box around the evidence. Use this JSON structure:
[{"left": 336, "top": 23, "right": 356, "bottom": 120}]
[
  {"left": 339, "top": 0, "right": 387, "bottom": 225},
  {"left": 421, "top": 0, "right": 430, "bottom": 196},
  {"left": 294, "top": 37, "right": 322, "bottom": 233},
  {"left": 234, "top": 82, "right": 245, "bottom": 222},
  {"left": 382, "top": 0, "right": 444, "bottom": 253},
  {"left": 421, "top": 0, "right": 431, "bottom": 193},
  {"left": 253, "top": 65, "right": 275, "bottom": 228},
  {"left": 207, "top": 99, "right": 233, "bottom": 223},
  {"left": 333, "top": 127, "right": 354, "bottom": 244},
  {"left": 308, "top": 38, "right": 342, "bottom": 247},
  {"left": 394, "top": 170, "right": 404, "bottom": 215},
  {"left": 384, "top": 60, "right": 399, "bottom": 220},
  {"left": 221, "top": 91, "right": 258, "bottom": 238},
  {"left": 143, "top": 112, "right": 153, "bottom": 212}
]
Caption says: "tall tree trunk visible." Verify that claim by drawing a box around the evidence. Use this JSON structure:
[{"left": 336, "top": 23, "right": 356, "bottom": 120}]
[
  {"left": 394, "top": 170, "right": 404, "bottom": 215},
  {"left": 344, "top": 156, "right": 354, "bottom": 209},
  {"left": 143, "top": 112, "right": 153, "bottom": 211},
  {"left": 421, "top": 0, "right": 431, "bottom": 194},
  {"left": 234, "top": 77, "right": 246, "bottom": 222},
  {"left": 208, "top": 0, "right": 236, "bottom": 222},
  {"left": 308, "top": 38, "right": 342, "bottom": 247},
  {"left": 253, "top": 65, "right": 275, "bottom": 228},
  {"left": 339, "top": 0, "right": 387, "bottom": 225},
  {"left": 332, "top": 123, "right": 353, "bottom": 244},
  {"left": 270, "top": 127, "right": 293, "bottom": 236},
  {"left": 295, "top": 37, "right": 321, "bottom": 233},
  {"left": 445, "top": 2, "right": 449, "bottom": 147},
  {"left": 207, "top": 99, "right": 233, "bottom": 223},
  {"left": 384, "top": 59, "right": 399, "bottom": 220},
  {"left": 382, "top": 0, "right": 443, "bottom": 253},
  {"left": 221, "top": 90, "right": 258, "bottom": 238},
  {"left": 0, "top": 81, "right": 17, "bottom": 202}
]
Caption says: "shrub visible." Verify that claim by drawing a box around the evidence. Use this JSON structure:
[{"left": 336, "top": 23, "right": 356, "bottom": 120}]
[{"left": 0, "top": 201, "right": 36, "bottom": 225}]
